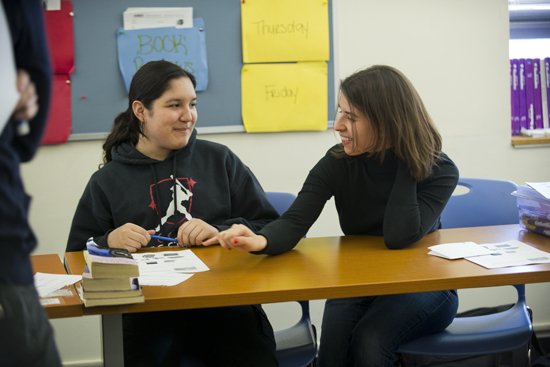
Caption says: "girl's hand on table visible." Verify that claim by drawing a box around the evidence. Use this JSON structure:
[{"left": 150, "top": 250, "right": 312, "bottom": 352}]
[{"left": 107, "top": 223, "right": 153, "bottom": 253}]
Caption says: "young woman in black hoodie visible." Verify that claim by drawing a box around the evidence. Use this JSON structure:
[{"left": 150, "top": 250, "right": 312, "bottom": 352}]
[{"left": 66, "top": 60, "right": 279, "bottom": 366}]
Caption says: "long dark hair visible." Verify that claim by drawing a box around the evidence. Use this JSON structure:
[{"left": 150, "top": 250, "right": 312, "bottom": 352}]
[
  {"left": 333, "top": 65, "right": 442, "bottom": 182},
  {"left": 102, "top": 60, "right": 197, "bottom": 164}
]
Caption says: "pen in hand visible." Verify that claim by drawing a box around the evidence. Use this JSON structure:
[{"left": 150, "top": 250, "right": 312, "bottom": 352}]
[{"left": 150, "top": 234, "right": 187, "bottom": 248}]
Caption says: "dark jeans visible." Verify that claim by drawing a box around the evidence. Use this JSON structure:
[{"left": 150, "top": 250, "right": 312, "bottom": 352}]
[
  {"left": 317, "top": 290, "right": 458, "bottom": 367},
  {"left": 123, "top": 304, "right": 278, "bottom": 367},
  {"left": 0, "top": 282, "right": 62, "bottom": 367}
]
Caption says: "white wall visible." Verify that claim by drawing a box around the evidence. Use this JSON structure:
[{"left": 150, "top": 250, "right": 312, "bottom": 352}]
[{"left": 20, "top": 0, "right": 550, "bottom": 365}]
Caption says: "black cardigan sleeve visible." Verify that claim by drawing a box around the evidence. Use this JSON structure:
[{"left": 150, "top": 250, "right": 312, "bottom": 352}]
[{"left": 383, "top": 153, "right": 459, "bottom": 249}]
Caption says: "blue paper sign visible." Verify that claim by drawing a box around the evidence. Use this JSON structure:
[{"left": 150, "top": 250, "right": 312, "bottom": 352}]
[{"left": 116, "top": 18, "right": 208, "bottom": 92}]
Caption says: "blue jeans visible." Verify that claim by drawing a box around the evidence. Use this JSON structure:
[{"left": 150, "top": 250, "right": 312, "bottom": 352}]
[{"left": 317, "top": 290, "right": 458, "bottom": 367}]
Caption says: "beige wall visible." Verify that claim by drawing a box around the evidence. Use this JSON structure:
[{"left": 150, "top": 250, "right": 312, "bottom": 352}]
[{"left": 21, "top": 0, "right": 550, "bottom": 365}]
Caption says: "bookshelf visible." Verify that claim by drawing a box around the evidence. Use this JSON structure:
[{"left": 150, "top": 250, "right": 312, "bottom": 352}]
[
  {"left": 509, "top": 2, "right": 550, "bottom": 147},
  {"left": 512, "top": 135, "right": 550, "bottom": 147}
]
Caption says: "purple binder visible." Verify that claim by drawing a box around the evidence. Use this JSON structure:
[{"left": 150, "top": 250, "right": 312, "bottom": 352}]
[
  {"left": 510, "top": 59, "right": 520, "bottom": 135},
  {"left": 546, "top": 58, "right": 550, "bottom": 126},
  {"left": 534, "top": 58, "right": 543, "bottom": 129},
  {"left": 519, "top": 59, "right": 528, "bottom": 130},
  {"left": 525, "top": 58, "right": 535, "bottom": 130},
  {"left": 511, "top": 59, "right": 520, "bottom": 135}
]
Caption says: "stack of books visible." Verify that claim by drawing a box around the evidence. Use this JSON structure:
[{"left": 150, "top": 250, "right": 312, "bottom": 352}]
[{"left": 79, "top": 239, "right": 144, "bottom": 307}]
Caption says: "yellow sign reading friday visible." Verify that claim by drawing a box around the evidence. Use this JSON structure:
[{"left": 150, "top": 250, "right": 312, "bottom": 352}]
[
  {"left": 241, "top": 62, "right": 328, "bottom": 133},
  {"left": 241, "top": 0, "right": 329, "bottom": 63}
]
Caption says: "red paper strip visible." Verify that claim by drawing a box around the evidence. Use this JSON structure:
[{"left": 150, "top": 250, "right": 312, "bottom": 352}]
[
  {"left": 44, "top": 1, "right": 74, "bottom": 74},
  {"left": 41, "top": 74, "right": 71, "bottom": 145}
]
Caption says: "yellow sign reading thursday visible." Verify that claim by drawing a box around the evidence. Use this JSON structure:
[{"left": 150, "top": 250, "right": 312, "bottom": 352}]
[{"left": 241, "top": 0, "right": 329, "bottom": 63}]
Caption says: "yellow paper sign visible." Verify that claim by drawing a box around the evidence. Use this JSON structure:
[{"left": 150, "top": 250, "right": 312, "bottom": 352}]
[
  {"left": 241, "top": 0, "right": 329, "bottom": 63},
  {"left": 241, "top": 62, "right": 328, "bottom": 133}
]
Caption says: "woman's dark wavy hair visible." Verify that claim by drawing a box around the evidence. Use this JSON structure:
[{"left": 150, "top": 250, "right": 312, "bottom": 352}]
[
  {"left": 102, "top": 60, "right": 196, "bottom": 165},
  {"left": 333, "top": 65, "right": 442, "bottom": 182}
]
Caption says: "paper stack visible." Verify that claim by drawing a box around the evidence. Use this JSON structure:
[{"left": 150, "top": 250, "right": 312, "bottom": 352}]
[
  {"left": 80, "top": 239, "right": 144, "bottom": 307},
  {"left": 428, "top": 240, "right": 550, "bottom": 269},
  {"left": 428, "top": 242, "right": 497, "bottom": 260}
]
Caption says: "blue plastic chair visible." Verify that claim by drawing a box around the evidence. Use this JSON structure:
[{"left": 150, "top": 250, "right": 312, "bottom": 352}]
[
  {"left": 397, "top": 178, "right": 532, "bottom": 364},
  {"left": 440, "top": 178, "right": 519, "bottom": 229},
  {"left": 265, "top": 192, "right": 318, "bottom": 367}
]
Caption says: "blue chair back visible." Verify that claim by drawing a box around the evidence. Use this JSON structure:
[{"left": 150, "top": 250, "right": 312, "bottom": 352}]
[
  {"left": 440, "top": 178, "right": 519, "bottom": 229},
  {"left": 266, "top": 191, "right": 299, "bottom": 216}
]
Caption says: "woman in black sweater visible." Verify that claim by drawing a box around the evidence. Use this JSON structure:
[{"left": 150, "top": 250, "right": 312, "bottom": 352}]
[{"left": 207, "top": 65, "right": 460, "bottom": 367}]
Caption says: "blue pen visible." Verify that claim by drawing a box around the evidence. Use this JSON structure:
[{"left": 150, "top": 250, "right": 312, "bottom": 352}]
[{"left": 150, "top": 235, "right": 179, "bottom": 243}]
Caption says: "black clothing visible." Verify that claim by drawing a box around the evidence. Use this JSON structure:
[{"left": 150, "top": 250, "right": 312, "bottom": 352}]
[
  {"left": 66, "top": 129, "right": 279, "bottom": 366},
  {"left": 258, "top": 147, "right": 459, "bottom": 254},
  {"left": 0, "top": 0, "right": 52, "bottom": 285},
  {"left": 67, "top": 129, "right": 279, "bottom": 251}
]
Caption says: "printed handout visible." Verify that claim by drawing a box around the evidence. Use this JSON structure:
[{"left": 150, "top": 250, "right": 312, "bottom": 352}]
[
  {"left": 465, "top": 240, "right": 550, "bottom": 269},
  {"left": 132, "top": 250, "right": 209, "bottom": 286}
]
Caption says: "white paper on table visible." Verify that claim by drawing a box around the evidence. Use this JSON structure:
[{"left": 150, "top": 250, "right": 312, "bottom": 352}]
[
  {"left": 0, "top": 3, "right": 19, "bottom": 133},
  {"left": 123, "top": 7, "right": 193, "bottom": 30},
  {"left": 466, "top": 240, "right": 550, "bottom": 269},
  {"left": 428, "top": 242, "right": 497, "bottom": 260},
  {"left": 526, "top": 182, "right": 550, "bottom": 199},
  {"left": 40, "top": 298, "right": 61, "bottom": 306},
  {"left": 34, "top": 272, "right": 82, "bottom": 298},
  {"left": 133, "top": 250, "right": 210, "bottom": 275},
  {"left": 139, "top": 272, "right": 194, "bottom": 286}
]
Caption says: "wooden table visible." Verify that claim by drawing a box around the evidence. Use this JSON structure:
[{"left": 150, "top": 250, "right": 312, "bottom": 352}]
[
  {"left": 63, "top": 224, "right": 550, "bottom": 366},
  {"left": 31, "top": 254, "right": 83, "bottom": 319}
]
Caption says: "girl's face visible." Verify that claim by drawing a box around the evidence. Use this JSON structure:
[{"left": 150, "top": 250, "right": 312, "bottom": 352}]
[
  {"left": 334, "top": 93, "right": 375, "bottom": 156},
  {"left": 134, "top": 77, "right": 197, "bottom": 161}
]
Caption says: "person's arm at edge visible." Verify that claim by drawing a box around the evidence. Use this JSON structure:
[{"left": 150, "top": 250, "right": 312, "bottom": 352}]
[{"left": 6, "top": 0, "right": 52, "bottom": 161}]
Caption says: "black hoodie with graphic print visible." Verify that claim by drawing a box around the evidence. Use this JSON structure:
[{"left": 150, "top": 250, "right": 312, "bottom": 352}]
[{"left": 66, "top": 130, "right": 279, "bottom": 252}]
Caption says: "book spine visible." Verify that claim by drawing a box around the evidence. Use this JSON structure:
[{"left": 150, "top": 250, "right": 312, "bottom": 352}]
[
  {"left": 519, "top": 58, "right": 528, "bottom": 130},
  {"left": 526, "top": 58, "right": 535, "bottom": 129},
  {"left": 545, "top": 58, "right": 550, "bottom": 128},
  {"left": 534, "top": 58, "right": 543, "bottom": 129},
  {"left": 541, "top": 58, "right": 549, "bottom": 129},
  {"left": 87, "top": 253, "right": 137, "bottom": 266},
  {"left": 511, "top": 59, "right": 520, "bottom": 135}
]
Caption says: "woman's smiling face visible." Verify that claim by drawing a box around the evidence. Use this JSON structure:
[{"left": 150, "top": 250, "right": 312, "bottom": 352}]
[
  {"left": 334, "top": 93, "right": 375, "bottom": 156},
  {"left": 135, "top": 76, "right": 197, "bottom": 161}
]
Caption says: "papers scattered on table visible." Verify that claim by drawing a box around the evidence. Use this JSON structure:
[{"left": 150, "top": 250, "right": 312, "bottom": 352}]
[
  {"left": 428, "top": 240, "right": 550, "bottom": 269},
  {"left": 428, "top": 242, "right": 497, "bottom": 260},
  {"left": 465, "top": 240, "right": 550, "bottom": 269},
  {"left": 34, "top": 272, "right": 82, "bottom": 298},
  {"left": 132, "top": 250, "right": 209, "bottom": 286},
  {"left": 139, "top": 272, "right": 194, "bottom": 286}
]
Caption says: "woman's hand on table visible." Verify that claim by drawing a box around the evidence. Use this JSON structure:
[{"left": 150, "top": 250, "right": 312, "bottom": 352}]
[{"left": 203, "top": 224, "right": 267, "bottom": 252}]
